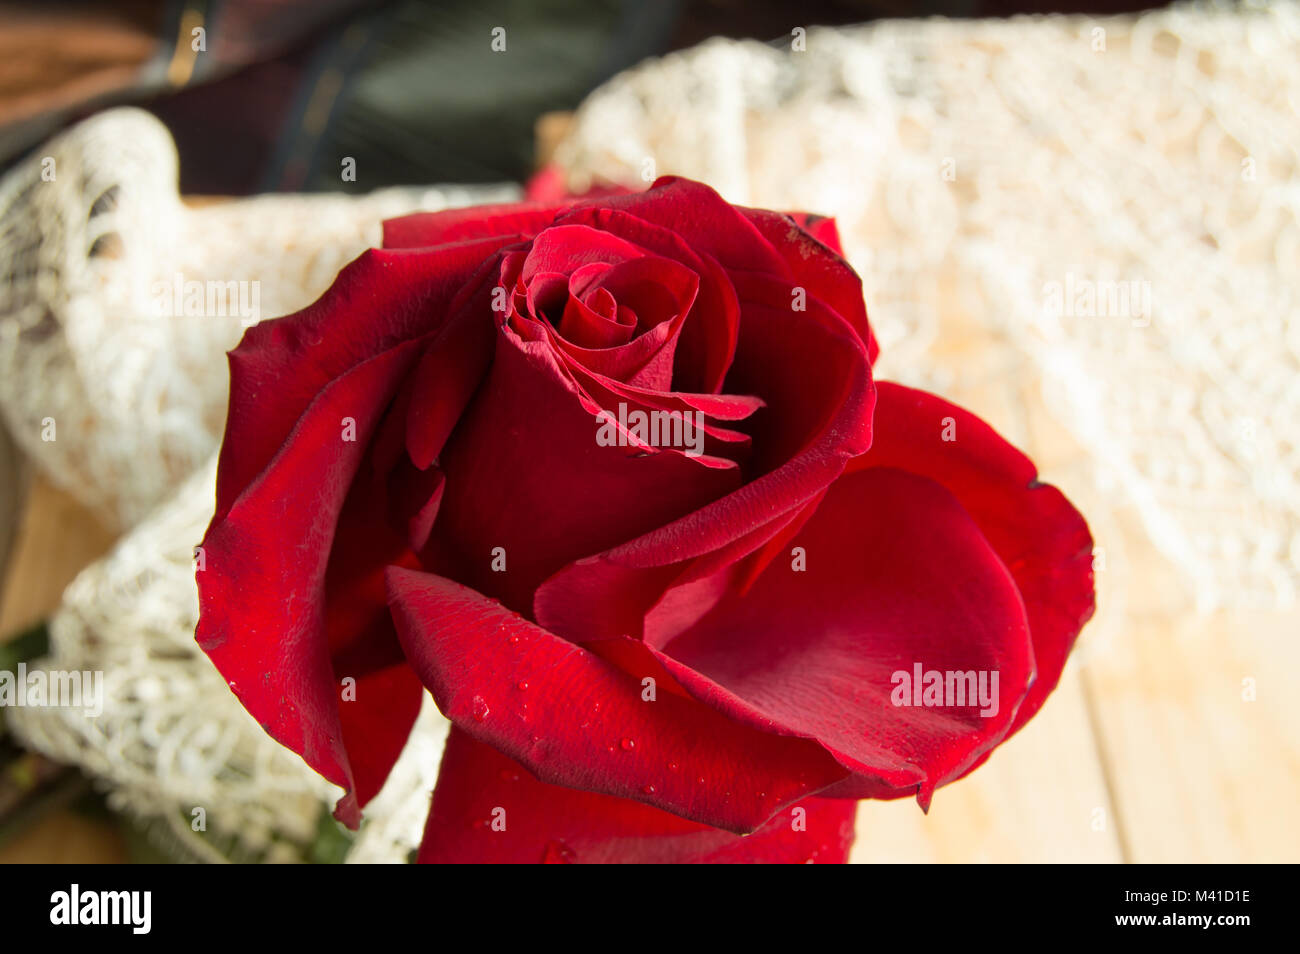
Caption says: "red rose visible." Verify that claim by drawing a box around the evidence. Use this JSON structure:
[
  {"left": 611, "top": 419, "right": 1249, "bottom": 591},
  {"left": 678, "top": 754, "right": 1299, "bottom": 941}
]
[{"left": 197, "top": 177, "right": 1094, "bottom": 864}]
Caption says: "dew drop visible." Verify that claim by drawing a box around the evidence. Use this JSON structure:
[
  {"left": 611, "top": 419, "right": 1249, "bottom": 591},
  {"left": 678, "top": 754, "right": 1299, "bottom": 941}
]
[
  {"left": 541, "top": 840, "right": 576, "bottom": 864},
  {"left": 668, "top": 761, "right": 679, "bottom": 772},
  {"left": 620, "top": 737, "right": 636, "bottom": 751},
  {"left": 643, "top": 784, "right": 656, "bottom": 795},
  {"left": 516, "top": 679, "right": 529, "bottom": 691},
  {"left": 471, "top": 695, "right": 490, "bottom": 721}
]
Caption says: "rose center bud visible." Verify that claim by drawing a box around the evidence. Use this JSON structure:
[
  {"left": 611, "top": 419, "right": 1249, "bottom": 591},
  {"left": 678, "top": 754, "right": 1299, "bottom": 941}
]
[
  {"left": 491, "top": 225, "right": 762, "bottom": 476},
  {"left": 505, "top": 235, "right": 700, "bottom": 359}
]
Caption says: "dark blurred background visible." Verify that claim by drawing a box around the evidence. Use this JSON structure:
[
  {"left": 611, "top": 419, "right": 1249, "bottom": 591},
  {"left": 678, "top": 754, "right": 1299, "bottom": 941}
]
[{"left": 0, "top": 0, "right": 1165, "bottom": 194}]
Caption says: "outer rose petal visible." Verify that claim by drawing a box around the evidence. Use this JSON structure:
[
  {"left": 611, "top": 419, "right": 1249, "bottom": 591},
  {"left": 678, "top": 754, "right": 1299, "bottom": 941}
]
[
  {"left": 198, "top": 339, "right": 426, "bottom": 826},
  {"left": 322, "top": 476, "right": 426, "bottom": 808},
  {"left": 785, "top": 212, "right": 844, "bottom": 254},
  {"left": 202, "top": 241, "right": 524, "bottom": 825},
  {"left": 381, "top": 202, "right": 563, "bottom": 249},
  {"left": 569, "top": 177, "right": 790, "bottom": 277},
  {"left": 650, "top": 466, "right": 1035, "bottom": 808},
  {"left": 741, "top": 207, "right": 879, "bottom": 364},
  {"left": 215, "top": 242, "right": 513, "bottom": 518},
  {"left": 386, "top": 567, "right": 848, "bottom": 833},
  {"left": 419, "top": 729, "right": 858, "bottom": 864},
  {"left": 847, "top": 382, "right": 1096, "bottom": 741}
]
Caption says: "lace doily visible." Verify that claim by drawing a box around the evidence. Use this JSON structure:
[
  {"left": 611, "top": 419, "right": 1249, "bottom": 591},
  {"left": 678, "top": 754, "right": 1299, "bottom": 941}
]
[
  {"left": 552, "top": 0, "right": 1300, "bottom": 612},
  {"left": 2, "top": 0, "right": 1296, "bottom": 862}
]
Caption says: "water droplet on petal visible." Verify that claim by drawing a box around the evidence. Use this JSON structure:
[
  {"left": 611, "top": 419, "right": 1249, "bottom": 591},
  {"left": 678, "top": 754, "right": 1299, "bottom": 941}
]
[
  {"left": 541, "top": 840, "right": 576, "bottom": 864},
  {"left": 668, "top": 761, "right": 679, "bottom": 772},
  {"left": 471, "top": 696, "right": 490, "bottom": 721},
  {"left": 516, "top": 679, "right": 529, "bottom": 691},
  {"left": 620, "top": 737, "right": 635, "bottom": 751}
]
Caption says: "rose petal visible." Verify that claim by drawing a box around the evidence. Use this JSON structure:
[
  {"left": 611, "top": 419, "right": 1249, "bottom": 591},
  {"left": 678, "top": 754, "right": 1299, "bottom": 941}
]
[
  {"left": 653, "top": 466, "right": 1035, "bottom": 808},
  {"left": 387, "top": 568, "right": 848, "bottom": 833},
  {"left": 741, "top": 207, "right": 879, "bottom": 363},
  {"left": 198, "top": 338, "right": 426, "bottom": 825},
  {"left": 404, "top": 254, "right": 505, "bottom": 469},
  {"left": 425, "top": 328, "right": 743, "bottom": 611},
  {"left": 216, "top": 242, "right": 511, "bottom": 518},
  {"left": 418, "top": 728, "right": 857, "bottom": 863},
  {"left": 573, "top": 177, "right": 789, "bottom": 276},
  {"left": 382, "top": 203, "right": 562, "bottom": 249},
  {"left": 786, "top": 212, "right": 844, "bottom": 254},
  {"left": 847, "top": 382, "right": 1096, "bottom": 741},
  {"left": 555, "top": 205, "right": 741, "bottom": 394},
  {"left": 534, "top": 279, "right": 874, "bottom": 643}
]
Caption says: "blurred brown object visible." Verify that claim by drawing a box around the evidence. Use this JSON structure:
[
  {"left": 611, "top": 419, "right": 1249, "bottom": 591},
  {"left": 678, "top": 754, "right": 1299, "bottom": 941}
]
[
  {"left": 0, "top": 2, "right": 162, "bottom": 130},
  {"left": 0, "top": 809, "right": 125, "bottom": 863},
  {"left": 0, "top": 0, "right": 369, "bottom": 170}
]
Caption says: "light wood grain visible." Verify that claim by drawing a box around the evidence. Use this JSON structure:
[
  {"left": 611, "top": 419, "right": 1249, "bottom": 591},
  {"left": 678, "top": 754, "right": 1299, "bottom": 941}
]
[
  {"left": 852, "top": 666, "right": 1124, "bottom": 863},
  {"left": 0, "top": 474, "right": 121, "bottom": 864},
  {"left": 0, "top": 475, "right": 115, "bottom": 639}
]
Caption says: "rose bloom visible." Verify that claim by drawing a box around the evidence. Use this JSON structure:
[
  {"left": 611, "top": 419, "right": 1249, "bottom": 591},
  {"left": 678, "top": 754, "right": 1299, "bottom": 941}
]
[{"left": 197, "top": 177, "right": 1094, "bottom": 864}]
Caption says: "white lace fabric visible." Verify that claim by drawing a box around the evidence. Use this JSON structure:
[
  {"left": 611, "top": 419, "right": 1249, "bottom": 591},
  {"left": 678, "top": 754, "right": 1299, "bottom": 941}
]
[{"left": 1, "top": 1, "right": 1295, "bottom": 861}]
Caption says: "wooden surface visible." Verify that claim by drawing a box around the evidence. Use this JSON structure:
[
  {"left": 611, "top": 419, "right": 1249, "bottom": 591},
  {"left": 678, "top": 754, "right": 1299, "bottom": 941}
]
[{"left": 0, "top": 472, "right": 124, "bottom": 863}]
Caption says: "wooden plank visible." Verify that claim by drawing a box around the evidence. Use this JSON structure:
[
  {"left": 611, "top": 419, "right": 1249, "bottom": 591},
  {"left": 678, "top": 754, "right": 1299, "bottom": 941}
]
[
  {"left": 1080, "top": 512, "right": 1300, "bottom": 863},
  {"left": 0, "top": 475, "right": 122, "bottom": 863},
  {"left": 852, "top": 665, "right": 1124, "bottom": 862},
  {"left": 0, "top": 475, "right": 116, "bottom": 639}
]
